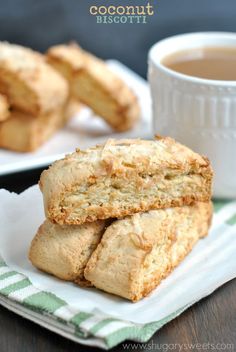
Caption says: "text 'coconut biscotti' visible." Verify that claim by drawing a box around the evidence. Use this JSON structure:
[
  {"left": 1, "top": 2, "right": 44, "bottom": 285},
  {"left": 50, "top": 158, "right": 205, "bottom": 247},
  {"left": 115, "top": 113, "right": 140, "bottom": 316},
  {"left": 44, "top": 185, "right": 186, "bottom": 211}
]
[
  {"left": 29, "top": 219, "right": 106, "bottom": 286},
  {"left": 40, "top": 136, "right": 213, "bottom": 225},
  {"left": 84, "top": 202, "right": 212, "bottom": 301},
  {"left": 46, "top": 43, "right": 140, "bottom": 132}
]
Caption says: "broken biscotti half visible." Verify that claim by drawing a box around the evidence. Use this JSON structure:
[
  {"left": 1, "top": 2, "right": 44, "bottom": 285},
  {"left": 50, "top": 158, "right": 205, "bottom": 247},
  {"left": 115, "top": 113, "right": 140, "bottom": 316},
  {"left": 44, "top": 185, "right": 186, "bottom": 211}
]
[
  {"left": 0, "top": 42, "right": 69, "bottom": 116},
  {"left": 84, "top": 202, "right": 212, "bottom": 301},
  {"left": 46, "top": 43, "right": 140, "bottom": 131},
  {"left": 0, "top": 94, "right": 10, "bottom": 121},
  {"left": 29, "top": 202, "right": 212, "bottom": 301},
  {"left": 40, "top": 136, "right": 213, "bottom": 225},
  {"left": 29, "top": 219, "right": 106, "bottom": 286},
  {"left": 0, "top": 98, "right": 76, "bottom": 152}
]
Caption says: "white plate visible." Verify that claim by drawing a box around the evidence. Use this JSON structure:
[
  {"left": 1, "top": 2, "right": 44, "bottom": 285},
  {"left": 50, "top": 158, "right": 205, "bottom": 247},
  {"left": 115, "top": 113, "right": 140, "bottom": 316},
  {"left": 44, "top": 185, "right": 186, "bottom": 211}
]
[{"left": 0, "top": 60, "right": 152, "bottom": 176}]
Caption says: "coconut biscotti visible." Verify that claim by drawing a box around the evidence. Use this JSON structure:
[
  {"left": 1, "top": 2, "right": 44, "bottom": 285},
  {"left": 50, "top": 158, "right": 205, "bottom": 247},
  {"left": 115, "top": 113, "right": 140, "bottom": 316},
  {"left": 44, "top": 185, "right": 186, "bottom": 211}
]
[
  {"left": 0, "top": 98, "right": 76, "bottom": 152},
  {"left": 46, "top": 43, "right": 140, "bottom": 131},
  {"left": 40, "top": 136, "right": 213, "bottom": 225},
  {"left": 0, "top": 94, "right": 9, "bottom": 121},
  {"left": 29, "top": 219, "right": 106, "bottom": 286},
  {"left": 84, "top": 202, "right": 212, "bottom": 301},
  {"left": 28, "top": 202, "right": 212, "bottom": 300},
  {"left": 0, "top": 42, "right": 68, "bottom": 116}
]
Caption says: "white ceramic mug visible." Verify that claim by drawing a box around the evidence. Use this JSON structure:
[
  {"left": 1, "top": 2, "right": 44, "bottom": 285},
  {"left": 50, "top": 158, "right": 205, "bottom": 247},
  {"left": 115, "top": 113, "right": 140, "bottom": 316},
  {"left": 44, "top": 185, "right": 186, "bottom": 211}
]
[{"left": 148, "top": 32, "right": 236, "bottom": 198}]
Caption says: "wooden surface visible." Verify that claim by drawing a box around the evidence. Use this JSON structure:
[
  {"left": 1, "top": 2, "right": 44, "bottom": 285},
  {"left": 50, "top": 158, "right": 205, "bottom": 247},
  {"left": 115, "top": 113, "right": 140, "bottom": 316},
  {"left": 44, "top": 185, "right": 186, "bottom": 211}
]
[{"left": 0, "top": 169, "right": 236, "bottom": 351}]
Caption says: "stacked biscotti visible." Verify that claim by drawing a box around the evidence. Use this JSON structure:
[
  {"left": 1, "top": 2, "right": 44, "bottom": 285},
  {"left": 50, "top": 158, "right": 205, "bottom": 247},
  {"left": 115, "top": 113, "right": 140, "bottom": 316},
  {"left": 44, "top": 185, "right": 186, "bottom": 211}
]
[
  {"left": 0, "top": 42, "right": 140, "bottom": 152},
  {"left": 0, "top": 42, "right": 72, "bottom": 152},
  {"left": 29, "top": 136, "right": 213, "bottom": 302}
]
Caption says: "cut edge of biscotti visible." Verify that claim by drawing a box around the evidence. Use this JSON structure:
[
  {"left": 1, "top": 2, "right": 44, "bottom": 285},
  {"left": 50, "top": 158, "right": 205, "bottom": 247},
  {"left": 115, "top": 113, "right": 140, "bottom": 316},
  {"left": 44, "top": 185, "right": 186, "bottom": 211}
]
[
  {"left": 28, "top": 219, "right": 107, "bottom": 286},
  {"left": 46, "top": 42, "right": 140, "bottom": 131},
  {"left": 84, "top": 201, "right": 213, "bottom": 301},
  {"left": 40, "top": 136, "right": 213, "bottom": 225},
  {"left": 0, "top": 93, "right": 10, "bottom": 121},
  {"left": 0, "top": 98, "right": 77, "bottom": 153}
]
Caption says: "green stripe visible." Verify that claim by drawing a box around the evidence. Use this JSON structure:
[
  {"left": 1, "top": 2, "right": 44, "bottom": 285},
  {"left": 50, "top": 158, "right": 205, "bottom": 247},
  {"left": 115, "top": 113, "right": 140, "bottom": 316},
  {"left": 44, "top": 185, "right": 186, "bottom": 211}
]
[
  {"left": 0, "top": 260, "right": 6, "bottom": 267},
  {"left": 90, "top": 318, "right": 119, "bottom": 335},
  {"left": 74, "top": 329, "right": 88, "bottom": 338},
  {"left": 0, "top": 271, "right": 18, "bottom": 280},
  {"left": 105, "top": 305, "right": 190, "bottom": 348},
  {"left": 226, "top": 213, "right": 236, "bottom": 226},
  {"left": 105, "top": 325, "right": 154, "bottom": 348},
  {"left": 0, "top": 278, "right": 31, "bottom": 296},
  {"left": 24, "top": 292, "right": 66, "bottom": 314},
  {"left": 71, "top": 312, "right": 93, "bottom": 327},
  {"left": 213, "top": 200, "right": 229, "bottom": 212},
  {"left": 72, "top": 312, "right": 94, "bottom": 338}
]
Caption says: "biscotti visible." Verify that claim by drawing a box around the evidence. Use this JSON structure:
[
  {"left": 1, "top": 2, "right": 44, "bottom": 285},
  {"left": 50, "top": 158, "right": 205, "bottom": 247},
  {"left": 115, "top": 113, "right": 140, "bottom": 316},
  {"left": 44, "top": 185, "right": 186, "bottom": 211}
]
[
  {"left": 0, "top": 94, "right": 9, "bottom": 121},
  {"left": 0, "top": 42, "right": 69, "bottom": 115},
  {"left": 84, "top": 202, "right": 212, "bottom": 301},
  {"left": 40, "top": 136, "right": 213, "bottom": 225},
  {"left": 65, "top": 98, "right": 81, "bottom": 119},
  {"left": 29, "top": 219, "right": 106, "bottom": 285},
  {"left": 46, "top": 43, "right": 140, "bottom": 131},
  {"left": 0, "top": 101, "right": 73, "bottom": 152}
]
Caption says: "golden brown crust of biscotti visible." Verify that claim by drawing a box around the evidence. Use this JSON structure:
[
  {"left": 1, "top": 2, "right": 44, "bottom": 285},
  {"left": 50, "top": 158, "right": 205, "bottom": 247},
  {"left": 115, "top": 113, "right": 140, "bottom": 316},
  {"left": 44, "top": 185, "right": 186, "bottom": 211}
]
[
  {"left": 29, "top": 219, "right": 106, "bottom": 285},
  {"left": 84, "top": 202, "right": 213, "bottom": 301},
  {"left": 0, "top": 42, "right": 69, "bottom": 115},
  {"left": 64, "top": 98, "right": 82, "bottom": 119},
  {"left": 40, "top": 137, "right": 213, "bottom": 225},
  {"left": 0, "top": 99, "right": 74, "bottom": 152},
  {"left": 46, "top": 43, "right": 140, "bottom": 131},
  {"left": 0, "top": 94, "right": 10, "bottom": 121}
]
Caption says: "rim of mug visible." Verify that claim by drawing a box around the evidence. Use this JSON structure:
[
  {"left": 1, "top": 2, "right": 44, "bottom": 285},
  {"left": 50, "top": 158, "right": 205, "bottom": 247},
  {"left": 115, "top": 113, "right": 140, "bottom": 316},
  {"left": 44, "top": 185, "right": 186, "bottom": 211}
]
[{"left": 148, "top": 32, "right": 236, "bottom": 87}]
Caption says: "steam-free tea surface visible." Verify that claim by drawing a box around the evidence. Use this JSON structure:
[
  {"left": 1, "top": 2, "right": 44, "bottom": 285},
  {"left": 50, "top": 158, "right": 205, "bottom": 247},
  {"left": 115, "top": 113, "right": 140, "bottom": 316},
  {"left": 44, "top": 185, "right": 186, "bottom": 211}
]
[{"left": 163, "top": 47, "right": 236, "bottom": 81}]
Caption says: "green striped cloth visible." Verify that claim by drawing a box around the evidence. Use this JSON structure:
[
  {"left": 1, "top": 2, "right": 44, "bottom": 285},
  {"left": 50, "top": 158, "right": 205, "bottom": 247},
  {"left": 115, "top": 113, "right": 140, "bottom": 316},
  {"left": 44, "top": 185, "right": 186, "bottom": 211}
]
[
  {"left": 0, "top": 200, "right": 235, "bottom": 349},
  {"left": 0, "top": 259, "right": 191, "bottom": 349}
]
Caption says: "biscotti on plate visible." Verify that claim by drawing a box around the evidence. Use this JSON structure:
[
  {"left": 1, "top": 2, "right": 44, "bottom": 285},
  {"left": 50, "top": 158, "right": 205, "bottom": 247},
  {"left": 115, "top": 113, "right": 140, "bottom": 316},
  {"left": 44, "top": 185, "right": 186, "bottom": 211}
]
[
  {"left": 40, "top": 136, "right": 213, "bottom": 225},
  {"left": 0, "top": 94, "right": 9, "bottom": 121},
  {"left": 46, "top": 43, "right": 140, "bottom": 131},
  {"left": 29, "top": 219, "right": 106, "bottom": 285},
  {"left": 84, "top": 202, "right": 212, "bottom": 301},
  {"left": 0, "top": 101, "right": 74, "bottom": 152},
  {"left": 0, "top": 42, "right": 69, "bottom": 115}
]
